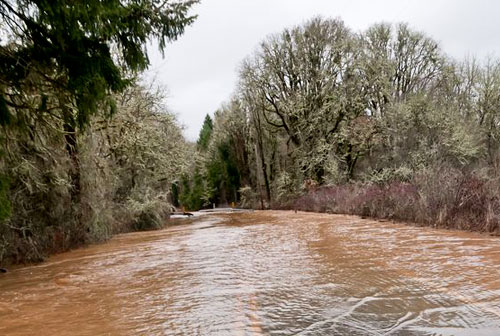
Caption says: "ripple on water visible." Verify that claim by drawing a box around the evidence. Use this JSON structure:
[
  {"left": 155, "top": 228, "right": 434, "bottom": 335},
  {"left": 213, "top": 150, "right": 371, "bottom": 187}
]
[{"left": 0, "top": 211, "right": 499, "bottom": 335}]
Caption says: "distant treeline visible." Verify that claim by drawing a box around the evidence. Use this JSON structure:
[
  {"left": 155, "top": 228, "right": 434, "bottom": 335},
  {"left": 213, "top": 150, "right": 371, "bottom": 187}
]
[{"left": 180, "top": 17, "right": 500, "bottom": 234}]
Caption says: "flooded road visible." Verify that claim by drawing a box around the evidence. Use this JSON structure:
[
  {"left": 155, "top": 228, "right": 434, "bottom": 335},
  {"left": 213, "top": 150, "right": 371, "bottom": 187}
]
[{"left": 1, "top": 211, "right": 500, "bottom": 335}]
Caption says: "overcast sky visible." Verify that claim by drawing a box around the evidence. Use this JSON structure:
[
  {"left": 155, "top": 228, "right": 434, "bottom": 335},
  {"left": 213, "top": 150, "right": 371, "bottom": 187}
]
[{"left": 147, "top": 0, "right": 500, "bottom": 141}]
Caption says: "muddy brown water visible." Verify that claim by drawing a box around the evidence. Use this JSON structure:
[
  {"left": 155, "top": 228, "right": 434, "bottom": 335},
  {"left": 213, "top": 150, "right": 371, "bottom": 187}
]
[{"left": 1, "top": 211, "right": 500, "bottom": 335}]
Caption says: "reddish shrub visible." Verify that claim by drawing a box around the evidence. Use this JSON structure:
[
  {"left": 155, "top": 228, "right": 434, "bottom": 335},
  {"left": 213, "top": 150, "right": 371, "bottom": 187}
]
[{"left": 276, "top": 170, "right": 500, "bottom": 234}]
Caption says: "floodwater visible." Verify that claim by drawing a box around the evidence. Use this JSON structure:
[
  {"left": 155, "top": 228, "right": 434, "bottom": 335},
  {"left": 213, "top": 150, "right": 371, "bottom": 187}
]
[{"left": 1, "top": 211, "right": 500, "bottom": 335}]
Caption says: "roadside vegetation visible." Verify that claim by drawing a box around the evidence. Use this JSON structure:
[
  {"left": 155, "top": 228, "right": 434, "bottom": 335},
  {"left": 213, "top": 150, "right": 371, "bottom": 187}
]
[
  {"left": 181, "top": 17, "right": 500, "bottom": 235},
  {"left": 0, "top": 0, "right": 197, "bottom": 264}
]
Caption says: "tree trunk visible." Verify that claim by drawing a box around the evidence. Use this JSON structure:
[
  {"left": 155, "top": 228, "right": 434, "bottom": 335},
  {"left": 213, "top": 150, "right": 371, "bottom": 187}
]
[{"left": 59, "top": 97, "right": 81, "bottom": 204}]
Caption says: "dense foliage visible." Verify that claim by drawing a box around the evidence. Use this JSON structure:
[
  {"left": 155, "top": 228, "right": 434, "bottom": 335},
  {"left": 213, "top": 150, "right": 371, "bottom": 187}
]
[
  {"left": 181, "top": 17, "right": 500, "bottom": 233},
  {"left": 0, "top": 0, "right": 197, "bottom": 264}
]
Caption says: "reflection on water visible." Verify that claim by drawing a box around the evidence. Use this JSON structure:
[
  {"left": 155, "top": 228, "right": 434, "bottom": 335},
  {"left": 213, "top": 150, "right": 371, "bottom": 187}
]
[{"left": 1, "top": 211, "right": 499, "bottom": 335}]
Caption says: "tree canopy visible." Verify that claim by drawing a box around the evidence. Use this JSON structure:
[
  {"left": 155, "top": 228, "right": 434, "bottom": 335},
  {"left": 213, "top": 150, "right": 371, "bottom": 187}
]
[
  {"left": 179, "top": 17, "right": 500, "bottom": 215},
  {"left": 0, "top": 0, "right": 198, "bottom": 128},
  {"left": 0, "top": 1, "right": 198, "bottom": 264}
]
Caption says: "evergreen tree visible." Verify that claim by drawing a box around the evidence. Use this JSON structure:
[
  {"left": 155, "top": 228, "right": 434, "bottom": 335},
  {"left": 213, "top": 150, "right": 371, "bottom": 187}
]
[
  {"left": 197, "top": 114, "right": 213, "bottom": 150},
  {"left": 0, "top": 0, "right": 198, "bottom": 127}
]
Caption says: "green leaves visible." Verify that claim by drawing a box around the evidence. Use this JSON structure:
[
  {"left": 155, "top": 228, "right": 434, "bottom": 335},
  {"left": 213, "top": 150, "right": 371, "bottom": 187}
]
[{"left": 0, "top": 0, "right": 198, "bottom": 130}]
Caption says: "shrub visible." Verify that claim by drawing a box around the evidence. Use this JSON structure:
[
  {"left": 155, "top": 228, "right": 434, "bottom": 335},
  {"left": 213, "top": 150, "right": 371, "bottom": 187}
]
[
  {"left": 239, "top": 186, "right": 258, "bottom": 209},
  {"left": 286, "top": 166, "right": 500, "bottom": 234}
]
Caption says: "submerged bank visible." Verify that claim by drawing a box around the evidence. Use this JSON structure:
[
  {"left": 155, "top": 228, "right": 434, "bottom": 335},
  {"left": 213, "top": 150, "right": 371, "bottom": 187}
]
[
  {"left": 0, "top": 209, "right": 245, "bottom": 268},
  {"left": 1, "top": 210, "right": 499, "bottom": 335},
  {"left": 281, "top": 178, "right": 500, "bottom": 236}
]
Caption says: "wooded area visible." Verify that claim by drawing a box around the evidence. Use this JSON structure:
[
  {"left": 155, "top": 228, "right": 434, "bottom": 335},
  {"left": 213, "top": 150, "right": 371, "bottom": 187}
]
[
  {"left": 2, "top": 6, "right": 500, "bottom": 265},
  {"left": 0, "top": 0, "right": 197, "bottom": 264},
  {"left": 180, "top": 17, "right": 500, "bottom": 235}
]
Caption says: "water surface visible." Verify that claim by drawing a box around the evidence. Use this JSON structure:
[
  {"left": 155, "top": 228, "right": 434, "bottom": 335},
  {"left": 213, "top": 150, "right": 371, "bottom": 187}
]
[{"left": 1, "top": 211, "right": 499, "bottom": 335}]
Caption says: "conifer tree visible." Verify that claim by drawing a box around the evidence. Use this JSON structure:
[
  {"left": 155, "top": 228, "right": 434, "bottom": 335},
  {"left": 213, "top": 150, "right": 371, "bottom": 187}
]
[{"left": 197, "top": 114, "right": 213, "bottom": 150}]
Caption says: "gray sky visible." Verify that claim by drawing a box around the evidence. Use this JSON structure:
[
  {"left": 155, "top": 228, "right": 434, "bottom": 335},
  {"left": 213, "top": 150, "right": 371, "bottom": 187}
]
[{"left": 147, "top": 0, "right": 500, "bottom": 141}]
